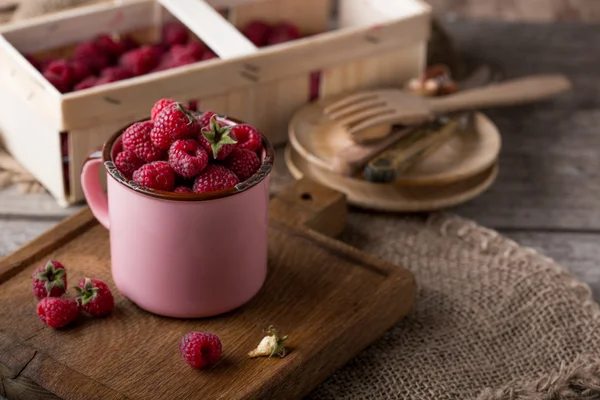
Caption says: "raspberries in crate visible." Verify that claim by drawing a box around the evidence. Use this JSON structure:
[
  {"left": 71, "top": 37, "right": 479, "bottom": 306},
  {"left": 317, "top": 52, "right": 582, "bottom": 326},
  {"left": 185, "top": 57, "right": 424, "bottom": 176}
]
[
  {"left": 24, "top": 22, "right": 217, "bottom": 93},
  {"left": 114, "top": 100, "right": 265, "bottom": 195},
  {"left": 241, "top": 20, "right": 302, "bottom": 47}
]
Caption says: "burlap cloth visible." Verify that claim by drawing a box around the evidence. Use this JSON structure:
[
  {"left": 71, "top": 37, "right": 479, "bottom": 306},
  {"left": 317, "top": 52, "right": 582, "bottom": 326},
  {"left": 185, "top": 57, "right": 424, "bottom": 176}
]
[
  {"left": 270, "top": 160, "right": 600, "bottom": 400},
  {"left": 1, "top": 2, "right": 600, "bottom": 399}
]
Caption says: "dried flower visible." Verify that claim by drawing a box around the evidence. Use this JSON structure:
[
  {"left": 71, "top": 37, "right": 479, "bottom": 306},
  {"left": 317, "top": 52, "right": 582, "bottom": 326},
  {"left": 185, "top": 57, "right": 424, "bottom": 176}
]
[{"left": 248, "top": 326, "right": 288, "bottom": 358}]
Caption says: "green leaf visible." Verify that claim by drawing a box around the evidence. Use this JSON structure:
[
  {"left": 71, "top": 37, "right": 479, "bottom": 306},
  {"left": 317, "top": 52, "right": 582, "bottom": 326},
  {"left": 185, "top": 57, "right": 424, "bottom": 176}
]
[{"left": 219, "top": 134, "right": 237, "bottom": 145}]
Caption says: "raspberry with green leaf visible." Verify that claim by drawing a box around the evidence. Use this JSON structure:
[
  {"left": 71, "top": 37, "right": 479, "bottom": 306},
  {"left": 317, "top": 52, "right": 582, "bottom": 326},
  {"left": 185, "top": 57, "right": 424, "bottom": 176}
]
[
  {"left": 75, "top": 277, "right": 115, "bottom": 317},
  {"left": 32, "top": 260, "right": 67, "bottom": 300},
  {"left": 198, "top": 115, "right": 238, "bottom": 160}
]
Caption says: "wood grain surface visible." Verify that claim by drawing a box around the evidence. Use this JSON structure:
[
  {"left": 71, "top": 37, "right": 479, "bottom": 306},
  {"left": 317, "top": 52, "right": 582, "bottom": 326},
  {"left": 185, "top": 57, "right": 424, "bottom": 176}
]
[{"left": 0, "top": 179, "right": 416, "bottom": 400}]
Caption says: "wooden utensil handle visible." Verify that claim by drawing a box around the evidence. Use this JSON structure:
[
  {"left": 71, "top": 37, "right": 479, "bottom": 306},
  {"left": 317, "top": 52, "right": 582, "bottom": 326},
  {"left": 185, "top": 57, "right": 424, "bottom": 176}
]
[
  {"left": 331, "top": 128, "right": 414, "bottom": 176},
  {"left": 428, "top": 75, "right": 571, "bottom": 114}
]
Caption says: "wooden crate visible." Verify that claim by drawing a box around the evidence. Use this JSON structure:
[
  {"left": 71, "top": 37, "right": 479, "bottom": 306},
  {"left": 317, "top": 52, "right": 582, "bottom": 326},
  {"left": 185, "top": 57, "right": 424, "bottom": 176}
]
[{"left": 0, "top": 0, "right": 430, "bottom": 206}]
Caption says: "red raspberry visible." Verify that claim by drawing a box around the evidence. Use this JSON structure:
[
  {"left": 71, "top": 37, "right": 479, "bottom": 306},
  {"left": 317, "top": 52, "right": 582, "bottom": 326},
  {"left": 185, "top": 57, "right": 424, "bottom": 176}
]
[
  {"left": 119, "top": 45, "right": 161, "bottom": 76},
  {"left": 71, "top": 60, "right": 93, "bottom": 84},
  {"left": 230, "top": 124, "right": 263, "bottom": 153},
  {"left": 267, "top": 22, "right": 301, "bottom": 45},
  {"left": 310, "top": 70, "right": 321, "bottom": 101},
  {"left": 243, "top": 20, "right": 271, "bottom": 47},
  {"left": 32, "top": 260, "right": 67, "bottom": 300},
  {"left": 162, "top": 22, "right": 189, "bottom": 46},
  {"left": 198, "top": 115, "right": 237, "bottom": 160},
  {"left": 223, "top": 148, "right": 261, "bottom": 181},
  {"left": 73, "top": 41, "right": 110, "bottom": 73},
  {"left": 75, "top": 278, "right": 114, "bottom": 317},
  {"left": 193, "top": 164, "right": 239, "bottom": 193},
  {"left": 37, "top": 297, "right": 79, "bottom": 329},
  {"left": 151, "top": 98, "right": 176, "bottom": 121},
  {"left": 24, "top": 54, "right": 41, "bottom": 70},
  {"left": 115, "top": 150, "right": 144, "bottom": 179},
  {"left": 122, "top": 121, "right": 165, "bottom": 162},
  {"left": 151, "top": 102, "right": 199, "bottom": 150},
  {"left": 74, "top": 76, "right": 97, "bottom": 91},
  {"left": 94, "top": 34, "right": 126, "bottom": 61},
  {"left": 174, "top": 186, "right": 193, "bottom": 193},
  {"left": 43, "top": 59, "right": 74, "bottom": 93},
  {"left": 133, "top": 161, "right": 175, "bottom": 191},
  {"left": 180, "top": 332, "right": 222, "bottom": 368},
  {"left": 94, "top": 75, "right": 118, "bottom": 87},
  {"left": 154, "top": 52, "right": 195, "bottom": 71},
  {"left": 100, "top": 66, "right": 133, "bottom": 81},
  {"left": 44, "top": 71, "right": 71, "bottom": 93},
  {"left": 171, "top": 42, "right": 205, "bottom": 61},
  {"left": 198, "top": 111, "right": 217, "bottom": 130},
  {"left": 121, "top": 35, "right": 139, "bottom": 51},
  {"left": 39, "top": 57, "right": 56, "bottom": 71},
  {"left": 168, "top": 139, "right": 208, "bottom": 178},
  {"left": 201, "top": 50, "right": 217, "bottom": 61}
]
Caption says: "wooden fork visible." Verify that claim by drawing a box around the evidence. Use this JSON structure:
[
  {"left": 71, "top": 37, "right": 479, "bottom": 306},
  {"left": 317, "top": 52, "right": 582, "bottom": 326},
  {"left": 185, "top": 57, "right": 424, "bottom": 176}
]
[{"left": 324, "top": 74, "right": 571, "bottom": 137}]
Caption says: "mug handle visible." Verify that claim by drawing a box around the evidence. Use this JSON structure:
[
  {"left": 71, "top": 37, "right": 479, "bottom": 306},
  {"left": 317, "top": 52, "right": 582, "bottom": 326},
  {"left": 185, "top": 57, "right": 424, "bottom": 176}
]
[{"left": 81, "top": 150, "right": 110, "bottom": 229}]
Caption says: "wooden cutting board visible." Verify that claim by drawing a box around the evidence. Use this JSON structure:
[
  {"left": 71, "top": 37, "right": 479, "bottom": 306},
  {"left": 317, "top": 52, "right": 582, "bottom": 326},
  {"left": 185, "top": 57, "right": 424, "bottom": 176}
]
[{"left": 0, "top": 179, "right": 416, "bottom": 400}]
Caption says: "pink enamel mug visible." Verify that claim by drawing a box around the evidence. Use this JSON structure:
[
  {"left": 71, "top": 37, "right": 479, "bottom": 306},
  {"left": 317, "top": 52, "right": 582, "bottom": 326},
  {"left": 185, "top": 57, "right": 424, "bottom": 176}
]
[{"left": 81, "top": 116, "right": 274, "bottom": 319}]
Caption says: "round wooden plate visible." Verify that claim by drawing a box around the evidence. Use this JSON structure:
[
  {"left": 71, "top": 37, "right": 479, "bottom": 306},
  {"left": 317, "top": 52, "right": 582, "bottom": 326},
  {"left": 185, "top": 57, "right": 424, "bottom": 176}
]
[
  {"left": 288, "top": 100, "right": 501, "bottom": 186},
  {"left": 285, "top": 145, "right": 499, "bottom": 212}
]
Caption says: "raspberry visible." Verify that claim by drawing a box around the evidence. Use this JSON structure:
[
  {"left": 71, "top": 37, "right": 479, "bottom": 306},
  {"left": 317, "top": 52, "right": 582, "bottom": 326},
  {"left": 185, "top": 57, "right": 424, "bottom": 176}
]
[
  {"left": 174, "top": 186, "right": 193, "bottom": 193},
  {"left": 75, "top": 278, "right": 114, "bottom": 317},
  {"left": 32, "top": 260, "right": 67, "bottom": 300},
  {"left": 94, "top": 75, "right": 118, "bottom": 87},
  {"left": 151, "top": 102, "right": 199, "bottom": 150},
  {"left": 74, "top": 76, "right": 97, "bottom": 91},
  {"left": 37, "top": 297, "right": 79, "bottom": 329},
  {"left": 100, "top": 66, "right": 133, "bottom": 81},
  {"left": 151, "top": 98, "right": 176, "bottom": 121},
  {"left": 193, "top": 164, "right": 239, "bottom": 193},
  {"left": 121, "top": 35, "right": 139, "bottom": 51},
  {"left": 198, "top": 111, "right": 217, "bottom": 130},
  {"left": 267, "top": 22, "right": 301, "bottom": 45},
  {"left": 230, "top": 124, "right": 263, "bottom": 153},
  {"left": 73, "top": 41, "right": 110, "bottom": 73},
  {"left": 168, "top": 139, "right": 208, "bottom": 178},
  {"left": 180, "top": 332, "right": 222, "bottom": 368},
  {"left": 198, "top": 115, "right": 237, "bottom": 160},
  {"left": 162, "top": 22, "right": 189, "bottom": 46},
  {"left": 94, "top": 34, "right": 126, "bottom": 61},
  {"left": 44, "top": 71, "right": 71, "bottom": 93},
  {"left": 24, "top": 54, "right": 41, "bottom": 70},
  {"left": 43, "top": 59, "right": 74, "bottom": 93},
  {"left": 122, "top": 121, "right": 165, "bottom": 162},
  {"left": 154, "top": 52, "right": 195, "bottom": 71},
  {"left": 171, "top": 42, "right": 205, "bottom": 61},
  {"left": 39, "top": 57, "right": 56, "bottom": 72},
  {"left": 119, "top": 45, "right": 161, "bottom": 76},
  {"left": 133, "top": 161, "right": 175, "bottom": 191},
  {"left": 223, "top": 148, "right": 261, "bottom": 181},
  {"left": 201, "top": 50, "right": 217, "bottom": 61},
  {"left": 243, "top": 20, "right": 271, "bottom": 47},
  {"left": 115, "top": 150, "right": 144, "bottom": 179},
  {"left": 71, "top": 60, "right": 93, "bottom": 84}
]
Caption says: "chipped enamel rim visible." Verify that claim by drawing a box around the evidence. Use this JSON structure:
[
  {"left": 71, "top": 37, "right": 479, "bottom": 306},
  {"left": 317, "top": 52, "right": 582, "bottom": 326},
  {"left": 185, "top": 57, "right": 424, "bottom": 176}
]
[{"left": 94, "top": 113, "right": 274, "bottom": 201}]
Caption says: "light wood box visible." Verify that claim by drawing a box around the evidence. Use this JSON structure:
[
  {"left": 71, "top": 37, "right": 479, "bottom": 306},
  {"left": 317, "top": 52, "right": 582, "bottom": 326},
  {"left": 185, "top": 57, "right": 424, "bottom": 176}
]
[{"left": 0, "top": 0, "right": 430, "bottom": 206}]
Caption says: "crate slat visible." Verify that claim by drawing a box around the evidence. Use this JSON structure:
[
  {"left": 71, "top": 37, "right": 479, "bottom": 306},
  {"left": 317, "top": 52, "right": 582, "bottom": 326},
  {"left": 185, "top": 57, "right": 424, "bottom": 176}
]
[
  {"left": 253, "top": 74, "right": 309, "bottom": 143},
  {"left": 320, "top": 44, "right": 426, "bottom": 97},
  {"left": 0, "top": 84, "right": 66, "bottom": 205},
  {"left": 158, "top": 0, "right": 257, "bottom": 59},
  {"left": 1, "top": 0, "right": 155, "bottom": 54},
  {"left": 0, "top": 35, "right": 62, "bottom": 130}
]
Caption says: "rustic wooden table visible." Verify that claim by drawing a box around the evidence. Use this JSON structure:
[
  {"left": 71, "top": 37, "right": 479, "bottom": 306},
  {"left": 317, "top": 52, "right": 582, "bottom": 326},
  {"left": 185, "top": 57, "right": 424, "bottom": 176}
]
[{"left": 1, "top": 19, "right": 599, "bottom": 303}]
